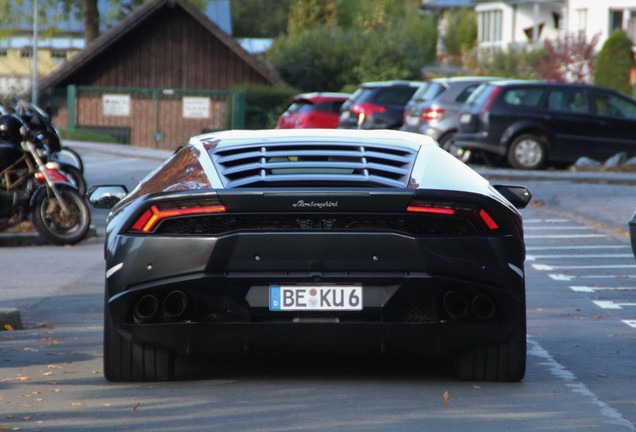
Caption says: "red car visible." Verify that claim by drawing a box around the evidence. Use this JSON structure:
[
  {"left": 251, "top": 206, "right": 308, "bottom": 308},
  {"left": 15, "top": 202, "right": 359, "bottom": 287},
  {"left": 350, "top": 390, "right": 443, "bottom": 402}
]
[{"left": 277, "top": 93, "right": 351, "bottom": 129}]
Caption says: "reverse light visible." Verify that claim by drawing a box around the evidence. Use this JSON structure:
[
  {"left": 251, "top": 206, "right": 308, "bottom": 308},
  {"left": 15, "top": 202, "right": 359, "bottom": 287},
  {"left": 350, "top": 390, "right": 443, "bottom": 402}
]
[{"left": 131, "top": 200, "right": 226, "bottom": 233}]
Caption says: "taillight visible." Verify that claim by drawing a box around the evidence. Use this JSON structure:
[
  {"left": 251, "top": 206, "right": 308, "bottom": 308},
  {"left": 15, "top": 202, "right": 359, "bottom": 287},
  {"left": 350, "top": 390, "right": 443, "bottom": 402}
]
[
  {"left": 130, "top": 199, "right": 226, "bottom": 233},
  {"left": 407, "top": 201, "right": 499, "bottom": 231},
  {"left": 420, "top": 108, "right": 445, "bottom": 122},
  {"left": 481, "top": 86, "right": 501, "bottom": 114},
  {"left": 352, "top": 102, "right": 386, "bottom": 116}
]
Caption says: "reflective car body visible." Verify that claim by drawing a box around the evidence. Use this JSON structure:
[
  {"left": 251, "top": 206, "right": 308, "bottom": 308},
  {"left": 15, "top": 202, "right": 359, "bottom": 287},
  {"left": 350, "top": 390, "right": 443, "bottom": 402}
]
[
  {"left": 96, "top": 129, "right": 530, "bottom": 382},
  {"left": 276, "top": 93, "right": 351, "bottom": 129}
]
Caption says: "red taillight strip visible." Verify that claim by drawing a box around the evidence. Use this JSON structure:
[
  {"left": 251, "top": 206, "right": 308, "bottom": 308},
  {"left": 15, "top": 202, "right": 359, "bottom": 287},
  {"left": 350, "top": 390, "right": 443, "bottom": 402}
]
[
  {"left": 479, "top": 209, "right": 499, "bottom": 230},
  {"left": 131, "top": 204, "right": 226, "bottom": 233},
  {"left": 406, "top": 206, "right": 456, "bottom": 215}
]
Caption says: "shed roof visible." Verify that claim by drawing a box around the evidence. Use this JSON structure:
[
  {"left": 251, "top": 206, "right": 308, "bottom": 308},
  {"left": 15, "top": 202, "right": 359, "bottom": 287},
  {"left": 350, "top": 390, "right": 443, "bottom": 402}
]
[{"left": 37, "top": 0, "right": 286, "bottom": 93}]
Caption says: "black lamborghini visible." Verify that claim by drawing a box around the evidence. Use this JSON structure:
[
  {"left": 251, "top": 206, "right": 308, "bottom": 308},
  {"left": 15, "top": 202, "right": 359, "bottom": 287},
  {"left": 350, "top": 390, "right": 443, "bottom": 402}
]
[{"left": 89, "top": 129, "right": 531, "bottom": 382}]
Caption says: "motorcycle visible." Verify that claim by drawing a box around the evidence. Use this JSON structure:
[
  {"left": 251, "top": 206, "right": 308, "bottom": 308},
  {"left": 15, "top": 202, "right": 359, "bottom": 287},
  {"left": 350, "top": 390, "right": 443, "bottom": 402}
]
[
  {"left": 0, "top": 113, "right": 91, "bottom": 245},
  {"left": 4, "top": 98, "right": 86, "bottom": 195}
]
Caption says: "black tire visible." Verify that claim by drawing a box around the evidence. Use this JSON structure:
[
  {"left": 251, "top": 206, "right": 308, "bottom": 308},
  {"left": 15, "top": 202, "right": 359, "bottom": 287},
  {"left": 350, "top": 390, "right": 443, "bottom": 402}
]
[
  {"left": 454, "top": 319, "right": 526, "bottom": 382},
  {"left": 53, "top": 147, "right": 84, "bottom": 173},
  {"left": 507, "top": 134, "right": 547, "bottom": 169},
  {"left": 62, "top": 166, "right": 87, "bottom": 196},
  {"left": 31, "top": 187, "right": 91, "bottom": 245},
  {"left": 103, "top": 301, "right": 175, "bottom": 382}
]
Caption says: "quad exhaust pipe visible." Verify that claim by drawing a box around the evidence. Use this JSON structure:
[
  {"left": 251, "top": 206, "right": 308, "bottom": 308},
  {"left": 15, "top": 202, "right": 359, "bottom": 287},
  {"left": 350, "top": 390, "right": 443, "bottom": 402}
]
[
  {"left": 442, "top": 291, "right": 497, "bottom": 322},
  {"left": 132, "top": 291, "right": 189, "bottom": 324}
]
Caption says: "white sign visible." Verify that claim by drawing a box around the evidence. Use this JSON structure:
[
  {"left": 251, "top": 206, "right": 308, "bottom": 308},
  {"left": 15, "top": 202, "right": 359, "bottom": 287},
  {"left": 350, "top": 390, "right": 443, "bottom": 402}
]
[
  {"left": 103, "top": 94, "right": 131, "bottom": 117},
  {"left": 183, "top": 97, "right": 210, "bottom": 119}
]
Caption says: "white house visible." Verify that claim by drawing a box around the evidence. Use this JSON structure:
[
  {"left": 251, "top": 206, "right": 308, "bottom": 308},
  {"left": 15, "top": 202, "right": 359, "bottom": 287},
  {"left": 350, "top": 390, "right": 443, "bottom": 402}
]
[{"left": 470, "top": 0, "right": 636, "bottom": 52}]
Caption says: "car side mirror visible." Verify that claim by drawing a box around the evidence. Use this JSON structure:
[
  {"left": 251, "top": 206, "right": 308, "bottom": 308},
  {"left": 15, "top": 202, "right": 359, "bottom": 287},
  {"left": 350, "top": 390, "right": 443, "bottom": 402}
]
[
  {"left": 87, "top": 185, "right": 129, "bottom": 209},
  {"left": 493, "top": 184, "right": 532, "bottom": 209}
]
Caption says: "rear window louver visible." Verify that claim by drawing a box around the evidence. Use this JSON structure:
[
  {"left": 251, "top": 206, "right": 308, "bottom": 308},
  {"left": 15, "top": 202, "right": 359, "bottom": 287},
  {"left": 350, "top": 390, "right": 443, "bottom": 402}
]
[{"left": 209, "top": 142, "right": 417, "bottom": 188}]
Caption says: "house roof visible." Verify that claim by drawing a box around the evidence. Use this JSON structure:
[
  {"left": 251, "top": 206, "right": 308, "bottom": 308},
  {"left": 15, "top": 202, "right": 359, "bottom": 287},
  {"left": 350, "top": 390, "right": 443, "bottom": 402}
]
[{"left": 36, "top": 0, "right": 286, "bottom": 93}]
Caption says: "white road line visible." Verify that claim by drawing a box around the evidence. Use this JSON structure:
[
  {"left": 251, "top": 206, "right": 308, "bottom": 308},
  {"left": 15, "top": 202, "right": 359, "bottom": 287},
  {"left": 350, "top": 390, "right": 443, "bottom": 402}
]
[
  {"left": 570, "top": 286, "right": 636, "bottom": 293},
  {"left": 549, "top": 274, "right": 576, "bottom": 281},
  {"left": 524, "top": 219, "right": 570, "bottom": 223},
  {"left": 525, "top": 234, "right": 607, "bottom": 239},
  {"left": 623, "top": 320, "right": 636, "bottom": 328},
  {"left": 527, "top": 253, "right": 633, "bottom": 261},
  {"left": 580, "top": 275, "right": 636, "bottom": 279},
  {"left": 527, "top": 338, "right": 636, "bottom": 430},
  {"left": 527, "top": 245, "right": 630, "bottom": 251},
  {"left": 593, "top": 300, "right": 636, "bottom": 309},
  {"left": 533, "top": 264, "right": 636, "bottom": 271}
]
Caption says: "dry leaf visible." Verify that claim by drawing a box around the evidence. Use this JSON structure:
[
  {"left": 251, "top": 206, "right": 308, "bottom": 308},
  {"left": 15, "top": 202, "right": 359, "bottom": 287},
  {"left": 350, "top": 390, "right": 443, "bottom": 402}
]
[
  {"left": 15, "top": 376, "right": 29, "bottom": 382},
  {"left": 132, "top": 402, "right": 141, "bottom": 412},
  {"left": 51, "top": 388, "right": 61, "bottom": 393},
  {"left": 71, "top": 402, "right": 84, "bottom": 407},
  {"left": 49, "top": 339, "right": 59, "bottom": 346},
  {"left": 43, "top": 372, "right": 54, "bottom": 377},
  {"left": 443, "top": 390, "right": 450, "bottom": 405},
  {"left": 47, "top": 365, "right": 62, "bottom": 369},
  {"left": 3, "top": 324, "right": 14, "bottom": 331}
]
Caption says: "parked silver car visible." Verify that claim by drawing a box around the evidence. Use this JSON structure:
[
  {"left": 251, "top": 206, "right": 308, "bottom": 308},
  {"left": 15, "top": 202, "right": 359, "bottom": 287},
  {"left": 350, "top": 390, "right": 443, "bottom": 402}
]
[{"left": 402, "top": 77, "right": 502, "bottom": 159}]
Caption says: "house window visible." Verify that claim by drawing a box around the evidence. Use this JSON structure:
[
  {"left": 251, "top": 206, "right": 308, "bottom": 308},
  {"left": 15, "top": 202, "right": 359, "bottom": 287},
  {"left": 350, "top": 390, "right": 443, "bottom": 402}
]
[
  {"left": 51, "top": 50, "right": 66, "bottom": 59},
  {"left": 478, "top": 9, "right": 502, "bottom": 43},
  {"left": 0, "top": 49, "right": 7, "bottom": 57},
  {"left": 609, "top": 9, "right": 624, "bottom": 33},
  {"left": 576, "top": 8, "right": 588, "bottom": 32},
  {"left": 20, "top": 47, "right": 33, "bottom": 58}
]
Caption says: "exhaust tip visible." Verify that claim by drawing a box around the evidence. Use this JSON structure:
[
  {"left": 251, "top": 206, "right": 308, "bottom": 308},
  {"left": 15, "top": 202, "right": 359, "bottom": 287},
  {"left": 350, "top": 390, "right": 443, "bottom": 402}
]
[
  {"left": 133, "top": 294, "right": 159, "bottom": 324},
  {"left": 472, "top": 295, "right": 496, "bottom": 321},
  {"left": 162, "top": 290, "right": 189, "bottom": 321},
  {"left": 443, "top": 291, "right": 469, "bottom": 320}
]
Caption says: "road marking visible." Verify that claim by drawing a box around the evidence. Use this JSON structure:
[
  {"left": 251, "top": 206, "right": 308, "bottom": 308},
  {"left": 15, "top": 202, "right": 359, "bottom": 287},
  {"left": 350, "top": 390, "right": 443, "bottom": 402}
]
[
  {"left": 525, "top": 234, "right": 607, "bottom": 239},
  {"left": 623, "top": 320, "right": 636, "bottom": 328},
  {"left": 527, "top": 245, "right": 630, "bottom": 251},
  {"left": 570, "top": 286, "right": 636, "bottom": 293},
  {"left": 527, "top": 338, "right": 636, "bottom": 430},
  {"left": 524, "top": 219, "right": 570, "bottom": 223},
  {"left": 527, "top": 253, "right": 633, "bottom": 261},
  {"left": 580, "top": 274, "right": 636, "bottom": 279},
  {"left": 549, "top": 274, "right": 576, "bottom": 281},
  {"left": 533, "top": 264, "right": 636, "bottom": 271},
  {"left": 593, "top": 300, "right": 636, "bottom": 309}
]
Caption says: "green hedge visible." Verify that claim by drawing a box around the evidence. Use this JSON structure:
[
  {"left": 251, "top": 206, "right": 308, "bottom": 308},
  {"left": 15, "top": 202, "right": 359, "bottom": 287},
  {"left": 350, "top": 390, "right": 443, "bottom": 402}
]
[{"left": 232, "top": 84, "right": 298, "bottom": 129}]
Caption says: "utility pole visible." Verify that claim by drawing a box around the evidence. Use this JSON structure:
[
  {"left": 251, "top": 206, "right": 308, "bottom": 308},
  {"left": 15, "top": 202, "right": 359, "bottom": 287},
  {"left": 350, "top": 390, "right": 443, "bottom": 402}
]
[{"left": 32, "top": 0, "right": 39, "bottom": 105}]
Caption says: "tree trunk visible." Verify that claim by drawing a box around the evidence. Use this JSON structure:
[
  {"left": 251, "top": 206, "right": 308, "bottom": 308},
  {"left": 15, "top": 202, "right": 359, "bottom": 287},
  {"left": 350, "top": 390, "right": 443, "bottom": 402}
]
[{"left": 82, "top": 0, "right": 100, "bottom": 44}]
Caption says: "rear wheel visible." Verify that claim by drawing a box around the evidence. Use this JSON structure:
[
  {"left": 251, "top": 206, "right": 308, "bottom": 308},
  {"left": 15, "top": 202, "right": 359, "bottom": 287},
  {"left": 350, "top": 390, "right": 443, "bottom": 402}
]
[
  {"left": 31, "top": 187, "right": 90, "bottom": 245},
  {"left": 62, "top": 166, "right": 87, "bottom": 196},
  {"left": 103, "top": 302, "right": 175, "bottom": 382},
  {"left": 507, "top": 134, "right": 546, "bottom": 169},
  {"left": 454, "top": 320, "right": 526, "bottom": 382}
]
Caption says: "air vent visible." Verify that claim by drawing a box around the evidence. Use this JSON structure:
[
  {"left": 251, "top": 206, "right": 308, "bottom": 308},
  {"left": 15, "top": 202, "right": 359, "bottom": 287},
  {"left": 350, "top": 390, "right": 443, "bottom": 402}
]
[{"left": 209, "top": 142, "right": 417, "bottom": 188}]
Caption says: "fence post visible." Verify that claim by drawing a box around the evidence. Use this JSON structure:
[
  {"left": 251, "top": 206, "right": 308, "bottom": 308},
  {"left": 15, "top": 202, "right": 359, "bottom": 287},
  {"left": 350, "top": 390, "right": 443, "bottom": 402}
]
[
  {"left": 66, "top": 85, "right": 76, "bottom": 130},
  {"left": 231, "top": 91, "right": 245, "bottom": 129}
]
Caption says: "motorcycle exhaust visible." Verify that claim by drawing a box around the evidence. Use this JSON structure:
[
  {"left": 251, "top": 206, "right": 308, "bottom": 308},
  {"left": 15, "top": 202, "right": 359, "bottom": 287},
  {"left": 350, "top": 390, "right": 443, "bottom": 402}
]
[
  {"left": 133, "top": 295, "right": 159, "bottom": 324},
  {"left": 442, "top": 291, "right": 469, "bottom": 320},
  {"left": 472, "top": 295, "right": 496, "bottom": 321},
  {"left": 162, "top": 290, "right": 189, "bottom": 322}
]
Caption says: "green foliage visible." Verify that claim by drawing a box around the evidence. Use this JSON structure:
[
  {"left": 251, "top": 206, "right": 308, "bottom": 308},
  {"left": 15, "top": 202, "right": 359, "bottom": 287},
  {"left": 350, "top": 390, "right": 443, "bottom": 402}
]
[
  {"left": 287, "top": 0, "right": 337, "bottom": 35},
  {"left": 443, "top": 8, "right": 477, "bottom": 56},
  {"left": 231, "top": 83, "right": 297, "bottom": 129},
  {"left": 268, "top": 2, "right": 436, "bottom": 92},
  {"left": 230, "top": 0, "right": 292, "bottom": 37},
  {"left": 58, "top": 127, "right": 118, "bottom": 144},
  {"left": 462, "top": 46, "right": 544, "bottom": 80},
  {"left": 594, "top": 30, "right": 635, "bottom": 94}
]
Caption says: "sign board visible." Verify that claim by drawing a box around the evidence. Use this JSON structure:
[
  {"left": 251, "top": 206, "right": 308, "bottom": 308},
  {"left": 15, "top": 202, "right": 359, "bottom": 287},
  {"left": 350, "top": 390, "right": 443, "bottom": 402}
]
[
  {"left": 103, "top": 94, "right": 131, "bottom": 117},
  {"left": 183, "top": 97, "right": 210, "bottom": 119}
]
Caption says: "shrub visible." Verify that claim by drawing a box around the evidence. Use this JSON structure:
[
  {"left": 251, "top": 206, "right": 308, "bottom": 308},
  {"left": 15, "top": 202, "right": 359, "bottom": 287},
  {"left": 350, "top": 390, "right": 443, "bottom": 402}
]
[
  {"left": 231, "top": 84, "right": 297, "bottom": 129},
  {"left": 594, "top": 30, "right": 635, "bottom": 94}
]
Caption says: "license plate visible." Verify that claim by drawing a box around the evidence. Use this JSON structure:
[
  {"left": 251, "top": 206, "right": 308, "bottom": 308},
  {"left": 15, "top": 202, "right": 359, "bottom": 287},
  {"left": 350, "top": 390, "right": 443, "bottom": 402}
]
[
  {"left": 269, "top": 286, "right": 363, "bottom": 311},
  {"left": 340, "top": 111, "right": 351, "bottom": 121},
  {"left": 459, "top": 113, "right": 471, "bottom": 124},
  {"left": 406, "top": 115, "right": 419, "bottom": 126}
]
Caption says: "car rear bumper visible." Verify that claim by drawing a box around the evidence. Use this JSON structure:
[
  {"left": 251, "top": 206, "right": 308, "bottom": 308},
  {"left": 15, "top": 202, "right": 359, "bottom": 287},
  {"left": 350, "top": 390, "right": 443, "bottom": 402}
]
[
  {"left": 629, "top": 213, "right": 636, "bottom": 259},
  {"left": 455, "top": 133, "right": 507, "bottom": 156}
]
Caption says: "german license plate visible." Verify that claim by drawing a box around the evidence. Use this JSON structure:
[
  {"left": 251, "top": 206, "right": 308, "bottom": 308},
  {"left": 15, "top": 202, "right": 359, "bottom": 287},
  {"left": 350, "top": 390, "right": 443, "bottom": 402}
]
[
  {"left": 459, "top": 113, "right": 471, "bottom": 124},
  {"left": 406, "top": 115, "right": 419, "bottom": 126},
  {"left": 269, "top": 286, "right": 362, "bottom": 311}
]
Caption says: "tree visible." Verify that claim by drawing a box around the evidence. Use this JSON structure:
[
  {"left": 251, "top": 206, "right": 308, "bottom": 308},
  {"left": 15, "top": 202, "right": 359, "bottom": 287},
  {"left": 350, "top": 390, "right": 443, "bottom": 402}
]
[
  {"left": 443, "top": 8, "right": 477, "bottom": 57},
  {"left": 230, "top": 0, "right": 292, "bottom": 38},
  {"left": 537, "top": 32, "right": 599, "bottom": 83},
  {"left": 594, "top": 29, "right": 636, "bottom": 94},
  {"left": 287, "top": 0, "right": 337, "bottom": 35}
]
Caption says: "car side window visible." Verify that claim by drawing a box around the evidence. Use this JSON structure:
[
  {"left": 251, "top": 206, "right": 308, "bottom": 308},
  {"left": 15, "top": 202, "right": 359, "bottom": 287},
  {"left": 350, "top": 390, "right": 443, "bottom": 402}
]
[
  {"left": 455, "top": 85, "right": 478, "bottom": 103},
  {"left": 593, "top": 92, "right": 636, "bottom": 119},
  {"left": 546, "top": 89, "right": 589, "bottom": 114},
  {"left": 502, "top": 88, "right": 545, "bottom": 107}
]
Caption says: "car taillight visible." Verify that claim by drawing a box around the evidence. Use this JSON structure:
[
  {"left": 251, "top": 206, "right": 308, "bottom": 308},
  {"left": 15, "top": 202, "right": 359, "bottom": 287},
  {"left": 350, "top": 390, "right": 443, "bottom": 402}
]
[
  {"left": 406, "top": 201, "right": 499, "bottom": 231},
  {"left": 130, "top": 199, "right": 226, "bottom": 233},
  {"left": 420, "top": 108, "right": 445, "bottom": 122},
  {"left": 352, "top": 102, "right": 386, "bottom": 116},
  {"left": 480, "top": 86, "right": 501, "bottom": 114}
]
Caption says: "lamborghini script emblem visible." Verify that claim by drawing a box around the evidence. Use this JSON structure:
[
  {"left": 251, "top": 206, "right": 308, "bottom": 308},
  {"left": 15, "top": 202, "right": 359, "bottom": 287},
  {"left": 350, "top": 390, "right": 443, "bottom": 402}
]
[{"left": 292, "top": 200, "right": 338, "bottom": 209}]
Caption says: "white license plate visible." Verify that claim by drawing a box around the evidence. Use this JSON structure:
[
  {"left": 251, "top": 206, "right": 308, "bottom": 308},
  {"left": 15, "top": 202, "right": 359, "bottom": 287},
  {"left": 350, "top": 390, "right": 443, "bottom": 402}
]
[
  {"left": 406, "top": 115, "right": 419, "bottom": 126},
  {"left": 340, "top": 111, "right": 351, "bottom": 121},
  {"left": 269, "top": 286, "right": 363, "bottom": 311},
  {"left": 459, "top": 113, "right": 471, "bottom": 124}
]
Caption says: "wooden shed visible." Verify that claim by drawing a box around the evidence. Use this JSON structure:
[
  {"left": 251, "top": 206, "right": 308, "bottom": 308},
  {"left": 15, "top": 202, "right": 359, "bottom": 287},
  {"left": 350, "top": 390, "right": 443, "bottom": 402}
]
[{"left": 37, "top": 0, "right": 287, "bottom": 148}]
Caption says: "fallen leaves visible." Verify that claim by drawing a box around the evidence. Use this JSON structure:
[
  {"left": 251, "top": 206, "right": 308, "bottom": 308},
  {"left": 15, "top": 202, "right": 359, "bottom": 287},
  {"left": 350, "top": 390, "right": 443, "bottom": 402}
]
[
  {"left": 132, "top": 402, "right": 141, "bottom": 412},
  {"left": 443, "top": 390, "right": 450, "bottom": 405},
  {"left": 3, "top": 324, "right": 14, "bottom": 331}
]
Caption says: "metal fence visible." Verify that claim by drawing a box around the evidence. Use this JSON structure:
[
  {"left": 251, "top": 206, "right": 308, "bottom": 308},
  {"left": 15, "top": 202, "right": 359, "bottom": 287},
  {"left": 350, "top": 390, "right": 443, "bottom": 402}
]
[{"left": 64, "top": 85, "right": 245, "bottom": 148}]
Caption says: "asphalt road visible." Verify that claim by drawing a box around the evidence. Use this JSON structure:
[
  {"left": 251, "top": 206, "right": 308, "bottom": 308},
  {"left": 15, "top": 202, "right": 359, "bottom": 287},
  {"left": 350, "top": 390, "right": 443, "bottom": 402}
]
[{"left": 1, "top": 143, "right": 635, "bottom": 431}]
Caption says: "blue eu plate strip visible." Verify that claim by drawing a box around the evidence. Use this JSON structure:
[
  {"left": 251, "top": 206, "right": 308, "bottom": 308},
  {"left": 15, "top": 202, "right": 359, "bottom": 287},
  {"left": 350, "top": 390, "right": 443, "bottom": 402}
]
[{"left": 270, "top": 286, "right": 281, "bottom": 310}]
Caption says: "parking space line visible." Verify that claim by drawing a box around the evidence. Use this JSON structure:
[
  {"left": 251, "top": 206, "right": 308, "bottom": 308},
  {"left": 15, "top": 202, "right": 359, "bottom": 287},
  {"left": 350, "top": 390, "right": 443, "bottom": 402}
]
[
  {"left": 527, "top": 253, "right": 633, "bottom": 261},
  {"left": 622, "top": 320, "right": 636, "bottom": 328},
  {"left": 526, "top": 234, "right": 608, "bottom": 239},
  {"left": 533, "top": 264, "right": 636, "bottom": 271},
  {"left": 527, "top": 245, "right": 630, "bottom": 251},
  {"left": 524, "top": 219, "right": 570, "bottom": 223},
  {"left": 549, "top": 274, "right": 576, "bottom": 281},
  {"left": 593, "top": 300, "right": 636, "bottom": 309},
  {"left": 570, "top": 286, "right": 636, "bottom": 293}
]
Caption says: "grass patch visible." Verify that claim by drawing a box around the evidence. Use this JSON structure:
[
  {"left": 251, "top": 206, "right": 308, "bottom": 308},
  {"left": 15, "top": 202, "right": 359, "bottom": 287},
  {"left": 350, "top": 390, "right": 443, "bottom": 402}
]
[{"left": 58, "top": 128, "right": 118, "bottom": 144}]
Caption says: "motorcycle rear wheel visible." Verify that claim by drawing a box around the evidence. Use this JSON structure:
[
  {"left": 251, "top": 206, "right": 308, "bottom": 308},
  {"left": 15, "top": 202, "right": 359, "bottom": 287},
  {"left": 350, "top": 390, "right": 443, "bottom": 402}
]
[{"left": 31, "top": 188, "right": 91, "bottom": 245}]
